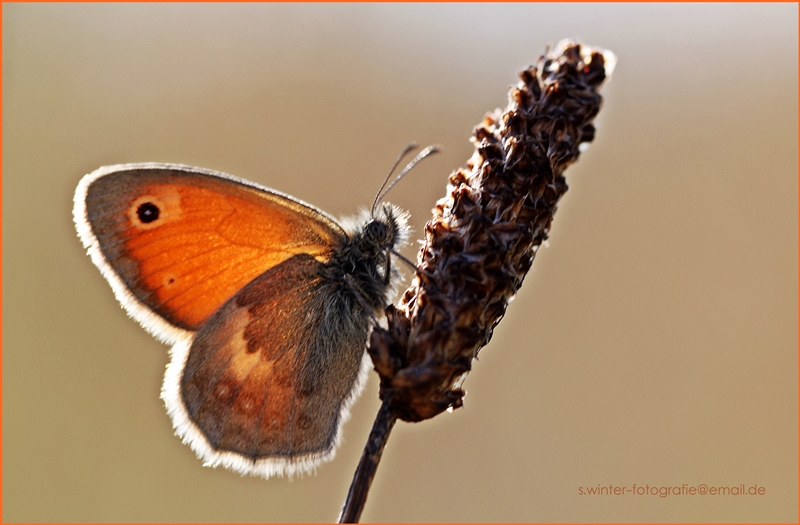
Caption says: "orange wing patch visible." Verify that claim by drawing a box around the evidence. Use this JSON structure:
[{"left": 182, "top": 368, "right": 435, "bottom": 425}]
[{"left": 85, "top": 168, "right": 344, "bottom": 330}]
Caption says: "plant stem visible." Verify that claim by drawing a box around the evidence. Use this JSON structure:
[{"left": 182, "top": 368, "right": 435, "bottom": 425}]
[{"left": 339, "top": 399, "right": 397, "bottom": 523}]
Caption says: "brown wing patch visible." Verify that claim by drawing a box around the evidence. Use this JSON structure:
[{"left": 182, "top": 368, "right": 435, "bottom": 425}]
[
  {"left": 84, "top": 167, "right": 344, "bottom": 330},
  {"left": 180, "top": 254, "right": 369, "bottom": 460}
]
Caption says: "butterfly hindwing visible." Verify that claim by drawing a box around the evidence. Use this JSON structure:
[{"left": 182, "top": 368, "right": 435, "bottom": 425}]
[{"left": 163, "top": 253, "right": 371, "bottom": 474}]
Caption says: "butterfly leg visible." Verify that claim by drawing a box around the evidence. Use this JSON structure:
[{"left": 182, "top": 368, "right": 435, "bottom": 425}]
[
  {"left": 383, "top": 248, "right": 392, "bottom": 286},
  {"left": 389, "top": 248, "right": 434, "bottom": 278}
]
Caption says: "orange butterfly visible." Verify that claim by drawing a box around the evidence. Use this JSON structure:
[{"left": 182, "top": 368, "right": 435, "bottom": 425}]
[{"left": 73, "top": 146, "right": 437, "bottom": 478}]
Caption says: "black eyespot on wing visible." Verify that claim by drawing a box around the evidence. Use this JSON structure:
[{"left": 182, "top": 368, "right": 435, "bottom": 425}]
[{"left": 137, "top": 202, "right": 160, "bottom": 223}]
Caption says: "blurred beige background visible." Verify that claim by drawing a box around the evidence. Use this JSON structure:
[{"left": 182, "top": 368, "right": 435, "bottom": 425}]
[{"left": 3, "top": 3, "right": 796, "bottom": 523}]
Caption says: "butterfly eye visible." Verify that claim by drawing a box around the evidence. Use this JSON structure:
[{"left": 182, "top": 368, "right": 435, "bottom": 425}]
[{"left": 365, "top": 220, "right": 390, "bottom": 246}]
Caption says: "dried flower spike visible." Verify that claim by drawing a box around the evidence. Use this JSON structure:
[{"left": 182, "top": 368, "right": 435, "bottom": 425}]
[
  {"left": 371, "top": 40, "right": 616, "bottom": 422},
  {"left": 341, "top": 40, "right": 615, "bottom": 522}
]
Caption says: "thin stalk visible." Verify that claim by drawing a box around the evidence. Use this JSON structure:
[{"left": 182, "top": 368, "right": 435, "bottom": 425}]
[{"left": 339, "top": 399, "right": 397, "bottom": 523}]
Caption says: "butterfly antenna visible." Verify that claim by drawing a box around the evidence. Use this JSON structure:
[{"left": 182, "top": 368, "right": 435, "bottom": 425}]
[
  {"left": 372, "top": 143, "right": 418, "bottom": 216},
  {"left": 373, "top": 144, "right": 442, "bottom": 213}
]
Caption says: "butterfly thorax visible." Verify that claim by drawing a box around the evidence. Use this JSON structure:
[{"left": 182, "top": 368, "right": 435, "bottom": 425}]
[{"left": 325, "top": 204, "right": 408, "bottom": 314}]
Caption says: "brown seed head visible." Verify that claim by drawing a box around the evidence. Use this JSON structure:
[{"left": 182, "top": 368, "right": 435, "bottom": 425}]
[{"left": 368, "top": 40, "right": 616, "bottom": 422}]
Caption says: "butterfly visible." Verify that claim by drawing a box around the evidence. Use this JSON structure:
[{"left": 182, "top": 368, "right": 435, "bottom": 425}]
[{"left": 72, "top": 145, "right": 438, "bottom": 478}]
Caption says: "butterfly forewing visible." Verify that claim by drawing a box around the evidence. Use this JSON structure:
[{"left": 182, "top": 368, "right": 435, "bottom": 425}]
[{"left": 81, "top": 165, "right": 345, "bottom": 331}]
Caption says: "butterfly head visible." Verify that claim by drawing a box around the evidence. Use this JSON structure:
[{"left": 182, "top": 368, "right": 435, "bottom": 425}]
[
  {"left": 366, "top": 203, "right": 410, "bottom": 253},
  {"left": 340, "top": 203, "right": 409, "bottom": 257},
  {"left": 334, "top": 203, "right": 410, "bottom": 311},
  {"left": 353, "top": 142, "right": 438, "bottom": 260}
]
